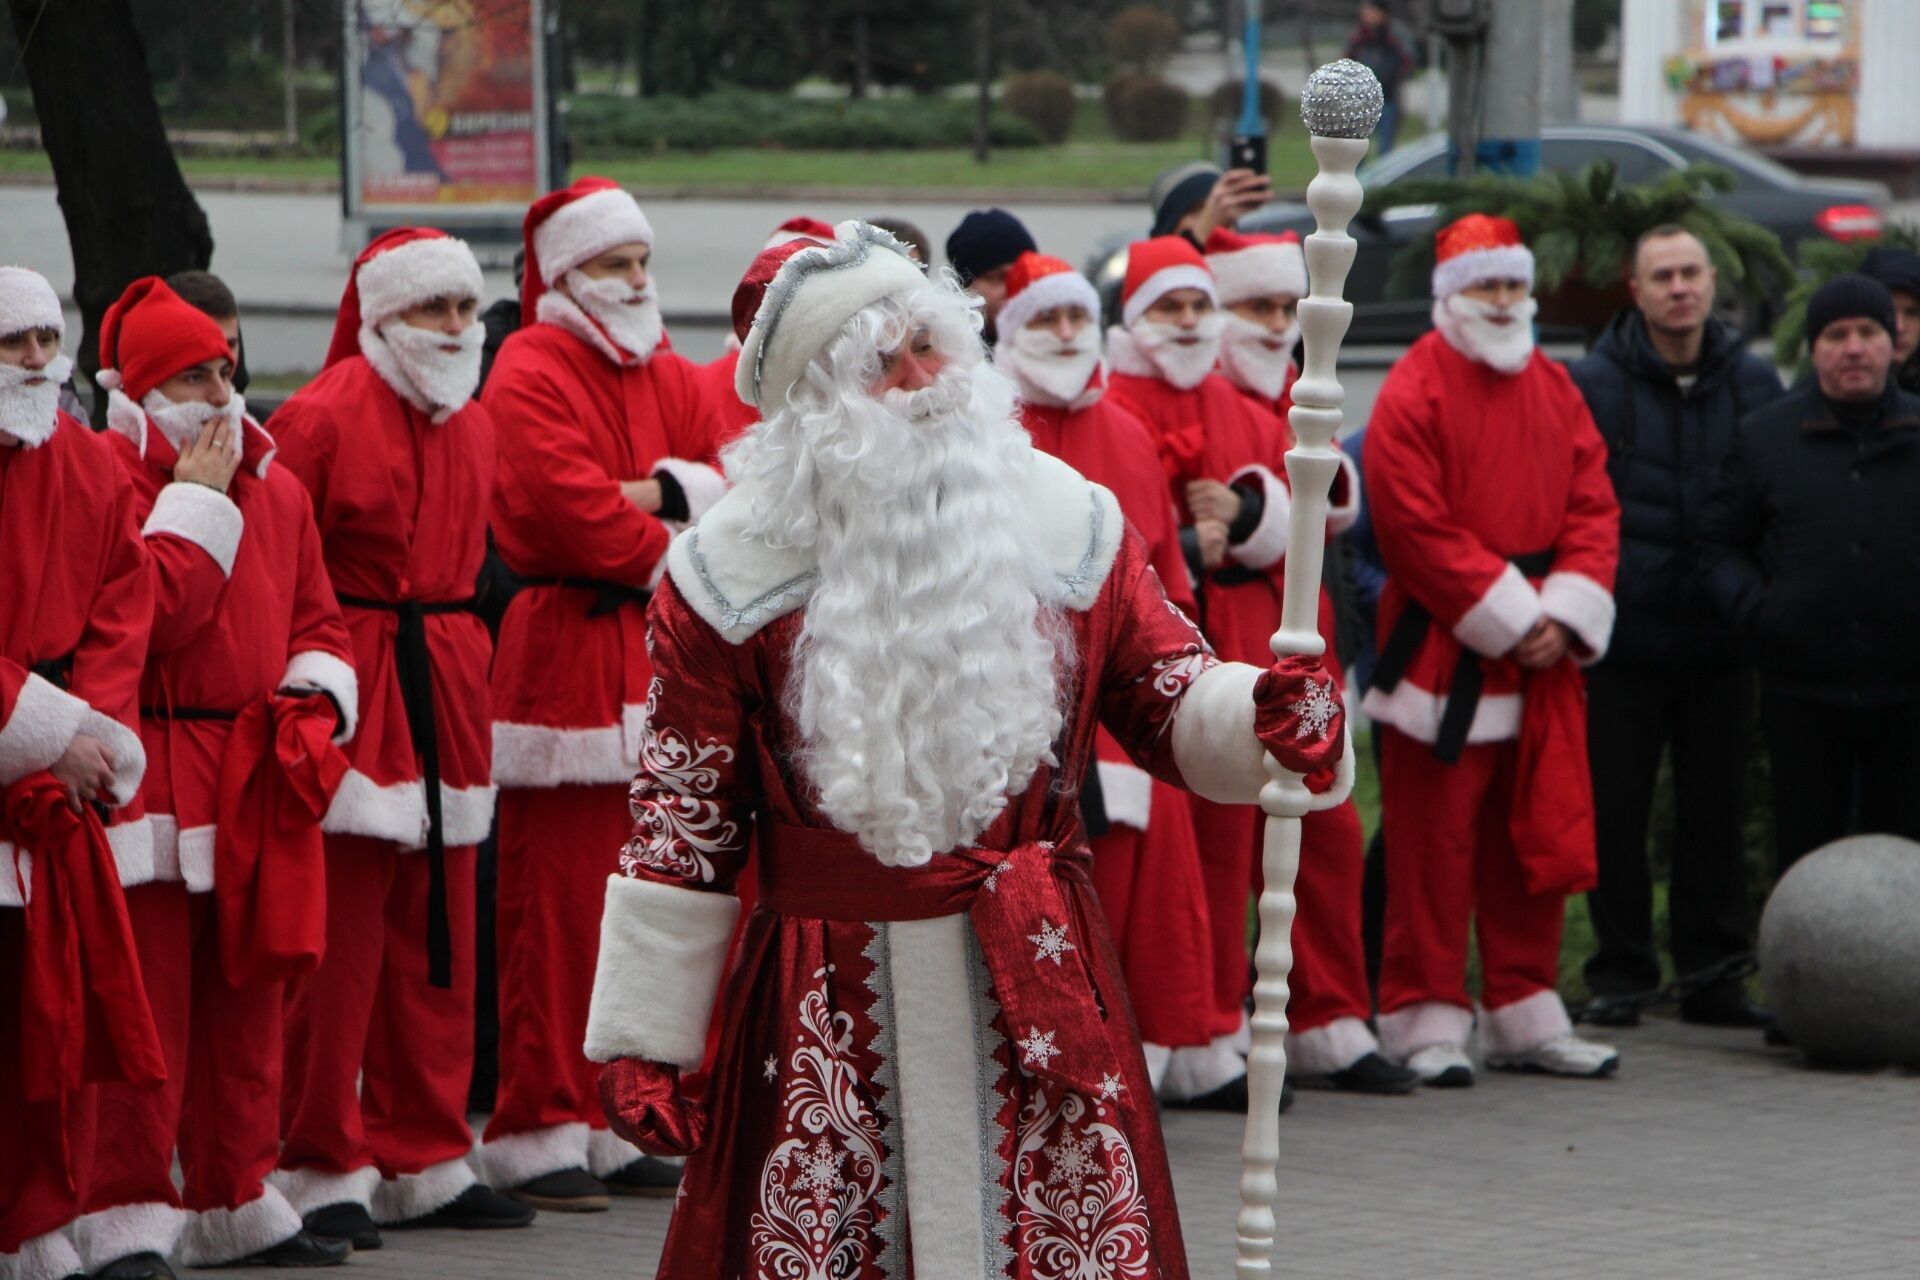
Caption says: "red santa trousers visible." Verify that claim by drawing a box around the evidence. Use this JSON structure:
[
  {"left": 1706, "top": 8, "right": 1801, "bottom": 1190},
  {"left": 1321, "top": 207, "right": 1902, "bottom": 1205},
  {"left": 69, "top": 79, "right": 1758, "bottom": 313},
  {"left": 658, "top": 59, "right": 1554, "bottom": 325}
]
[
  {"left": 0, "top": 910, "right": 98, "bottom": 1274},
  {"left": 278, "top": 836, "right": 479, "bottom": 1223},
  {"left": 1375, "top": 728, "right": 1566, "bottom": 1057},
  {"left": 79, "top": 884, "right": 302, "bottom": 1269},
  {"left": 479, "top": 785, "right": 638, "bottom": 1184}
]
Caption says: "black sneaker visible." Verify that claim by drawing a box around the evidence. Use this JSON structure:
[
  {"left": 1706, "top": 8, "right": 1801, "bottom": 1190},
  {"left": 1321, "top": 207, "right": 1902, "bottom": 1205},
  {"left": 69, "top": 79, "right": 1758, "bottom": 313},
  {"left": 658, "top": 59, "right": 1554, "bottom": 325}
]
[
  {"left": 603, "top": 1156, "right": 684, "bottom": 1199},
  {"left": 506, "top": 1167, "right": 609, "bottom": 1212},
  {"left": 387, "top": 1183, "right": 537, "bottom": 1231},
  {"left": 224, "top": 1230, "right": 351, "bottom": 1268},
  {"left": 1324, "top": 1051, "right": 1420, "bottom": 1096},
  {"left": 91, "top": 1253, "right": 176, "bottom": 1280},
  {"left": 1579, "top": 993, "right": 1646, "bottom": 1028},
  {"left": 302, "top": 1203, "right": 381, "bottom": 1251}
]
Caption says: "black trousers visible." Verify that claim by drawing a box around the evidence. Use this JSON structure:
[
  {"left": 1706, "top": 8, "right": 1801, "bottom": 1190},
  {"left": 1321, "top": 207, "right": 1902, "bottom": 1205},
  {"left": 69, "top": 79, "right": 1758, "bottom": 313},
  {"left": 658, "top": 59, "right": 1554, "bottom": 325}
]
[
  {"left": 1761, "top": 689, "right": 1920, "bottom": 875},
  {"left": 1582, "top": 661, "right": 1755, "bottom": 997}
]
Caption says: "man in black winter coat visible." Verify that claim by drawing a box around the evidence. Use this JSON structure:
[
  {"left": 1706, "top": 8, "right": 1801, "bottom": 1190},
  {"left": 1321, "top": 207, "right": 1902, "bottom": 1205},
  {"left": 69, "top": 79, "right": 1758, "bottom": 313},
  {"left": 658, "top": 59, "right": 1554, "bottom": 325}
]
[
  {"left": 1567, "top": 226, "right": 1783, "bottom": 1028},
  {"left": 1699, "top": 273, "right": 1920, "bottom": 880}
]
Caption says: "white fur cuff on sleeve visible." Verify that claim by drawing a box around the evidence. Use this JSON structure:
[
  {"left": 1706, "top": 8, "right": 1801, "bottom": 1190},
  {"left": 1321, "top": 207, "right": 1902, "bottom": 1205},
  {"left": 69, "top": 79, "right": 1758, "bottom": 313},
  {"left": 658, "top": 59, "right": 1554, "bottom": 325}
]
[
  {"left": 1539, "top": 571, "right": 1615, "bottom": 665},
  {"left": 1170, "top": 661, "right": 1269, "bottom": 806},
  {"left": 1225, "top": 464, "right": 1291, "bottom": 571},
  {"left": 283, "top": 649, "right": 361, "bottom": 744},
  {"left": 653, "top": 458, "right": 729, "bottom": 525},
  {"left": 1327, "top": 450, "right": 1362, "bottom": 536},
  {"left": 145, "top": 482, "right": 244, "bottom": 577},
  {"left": 81, "top": 710, "right": 147, "bottom": 806},
  {"left": 1451, "top": 562, "right": 1542, "bottom": 660},
  {"left": 0, "top": 672, "right": 89, "bottom": 786},
  {"left": 584, "top": 874, "right": 741, "bottom": 1068}
]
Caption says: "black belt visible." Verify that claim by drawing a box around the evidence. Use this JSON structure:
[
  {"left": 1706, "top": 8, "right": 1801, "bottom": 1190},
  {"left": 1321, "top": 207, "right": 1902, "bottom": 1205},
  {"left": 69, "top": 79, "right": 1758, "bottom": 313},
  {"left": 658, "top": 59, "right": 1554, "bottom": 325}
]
[
  {"left": 337, "top": 592, "right": 475, "bottom": 989},
  {"left": 139, "top": 706, "right": 238, "bottom": 722},
  {"left": 519, "top": 576, "right": 651, "bottom": 618},
  {"left": 30, "top": 654, "right": 74, "bottom": 689},
  {"left": 1371, "top": 551, "right": 1553, "bottom": 765}
]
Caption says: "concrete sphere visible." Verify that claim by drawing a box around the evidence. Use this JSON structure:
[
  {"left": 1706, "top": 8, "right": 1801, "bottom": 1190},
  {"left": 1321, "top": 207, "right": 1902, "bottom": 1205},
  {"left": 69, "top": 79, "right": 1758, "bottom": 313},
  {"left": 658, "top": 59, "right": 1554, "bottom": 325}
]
[{"left": 1759, "top": 834, "right": 1920, "bottom": 1067}]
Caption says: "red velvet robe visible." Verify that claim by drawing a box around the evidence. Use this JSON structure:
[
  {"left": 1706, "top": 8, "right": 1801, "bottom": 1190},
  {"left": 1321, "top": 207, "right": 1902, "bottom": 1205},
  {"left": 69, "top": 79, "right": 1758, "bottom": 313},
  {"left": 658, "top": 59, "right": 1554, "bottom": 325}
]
[{"left": 699, "top": 347, "right": 760, "bottom": 455}]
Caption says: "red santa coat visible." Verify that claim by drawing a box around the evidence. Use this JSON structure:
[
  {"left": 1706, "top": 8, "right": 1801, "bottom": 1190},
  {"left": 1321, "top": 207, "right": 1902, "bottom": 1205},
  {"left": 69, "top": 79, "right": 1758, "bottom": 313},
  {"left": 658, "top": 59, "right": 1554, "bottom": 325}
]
[
  {"left": 0, "top": 414, "right": 152, "bottom": 904},
  {"left": 104, "top": 413, "right": 357, "bottom": 891},
  {"left": 698, "top": 347, "right": 759, "bottom": 455},
  {"left": 268, "top": 357, "right": 497, "bottom": 848},
  {"left": 486, "top": 321, "right": 727, "bottom": 787}
]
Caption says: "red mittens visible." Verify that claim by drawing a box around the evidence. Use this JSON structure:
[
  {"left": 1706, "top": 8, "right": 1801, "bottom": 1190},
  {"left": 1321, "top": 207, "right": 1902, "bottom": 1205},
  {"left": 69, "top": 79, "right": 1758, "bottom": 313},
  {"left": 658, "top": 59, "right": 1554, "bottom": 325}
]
[
  {"left": 599, "top": 1058, "right": 708, "bottom": 1158},
  {"left": 1252, "top": 654, "right": 1346, "bottom": 786}
]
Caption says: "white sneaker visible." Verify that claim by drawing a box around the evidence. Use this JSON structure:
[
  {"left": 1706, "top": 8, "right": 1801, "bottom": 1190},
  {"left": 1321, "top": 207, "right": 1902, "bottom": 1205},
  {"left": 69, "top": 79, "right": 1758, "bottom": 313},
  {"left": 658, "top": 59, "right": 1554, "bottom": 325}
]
[
  {"left": 1487, "top": 1032, "right": 1620, "bottom": 1078},
  {"left": 1403, "top": 1043, "right": 1475, "bottom": 1088}
]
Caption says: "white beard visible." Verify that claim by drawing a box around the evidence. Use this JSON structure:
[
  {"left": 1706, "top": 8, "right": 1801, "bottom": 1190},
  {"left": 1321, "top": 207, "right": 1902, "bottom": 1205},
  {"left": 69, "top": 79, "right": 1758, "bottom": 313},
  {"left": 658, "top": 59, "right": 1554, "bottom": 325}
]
[
  {"left": 142, "top": 387, "right": 245, "bottom": 455},
  {"left": 1130, "top": 315, "right": 1226, "bottom": 390},
  {"left": 0, "top": 354, "right": 72, "bottom": 448},
  {"left": 726, "top": 351, "right": 1067, "bottom": 867},
  {"left": 998, "top": 324, "right": 1102, "bottom": 406},
  {"left": 1218, "top": 312, "right": 1298, "bottom": 402},
  {"left": 1433, "top": 293, "right": 1538, "bottom": 374},
  {"left": 377, "top": 319, "right": 483, "bottom": 415},
  {"left": 565, "top": 269, "right": 664, "bottom": 361}
]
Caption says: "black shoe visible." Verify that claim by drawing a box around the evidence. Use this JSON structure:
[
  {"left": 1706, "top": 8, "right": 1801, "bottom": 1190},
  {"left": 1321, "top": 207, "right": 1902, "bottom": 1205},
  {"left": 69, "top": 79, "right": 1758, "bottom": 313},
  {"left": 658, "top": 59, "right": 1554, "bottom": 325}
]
[
  {"left": 1679, "top": 987, "right": 1771, "bottom": 1029},
  {"left": 1324, "top": 1051, "right": 1420, "bottom": 1096},
  {"left": 227, "top": 1230, "right": 351, "bottom": 1268},
  {"left": 91, "top": 1253, "right": 176, "bottom": 1280},
  {"left": 302, "top": 1203, "right": 381, "bottom": 1251},
  {"left": 603, "top": 1156, "right": 684, "bottom": 1199},
  {"left": 1579, "top": 993, "right": 1646, "bottom": 1028},
  {"left": 1161, "top": 1075, "right": 1294, "bottom": 1114},
  {"left": 388, "top": 1183, "right": 537, "bottom": 1231},
  {"left": 506, "top": 1167, "right": 609, "bottom": 1212}
]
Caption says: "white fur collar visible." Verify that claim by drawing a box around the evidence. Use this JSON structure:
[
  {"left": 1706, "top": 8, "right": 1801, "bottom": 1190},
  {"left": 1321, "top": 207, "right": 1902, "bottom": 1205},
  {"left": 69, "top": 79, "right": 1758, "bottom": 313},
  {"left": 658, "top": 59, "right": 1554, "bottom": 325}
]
[
  {"left": 105, "top": 389, "right": 276, "bottom": 478},
  {"left": 536, "top": 290, "right": 647, "bottom": 367},
  {"left": 667, "top": 449, "right": 1124, "bottom": 645}
]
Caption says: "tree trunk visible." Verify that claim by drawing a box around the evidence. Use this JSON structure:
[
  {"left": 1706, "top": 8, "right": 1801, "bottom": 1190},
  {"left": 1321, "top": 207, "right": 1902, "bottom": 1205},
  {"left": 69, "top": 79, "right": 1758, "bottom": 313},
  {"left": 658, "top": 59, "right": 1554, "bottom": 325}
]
[
  {"left": 7, "top": 0, "right": 213, "bottom": 418},
  {"left": 850, "top": 9, "right": 871, "bottom": 99},
  {"left": 972, "top": 0, "right": 992, "bottom": 164}
]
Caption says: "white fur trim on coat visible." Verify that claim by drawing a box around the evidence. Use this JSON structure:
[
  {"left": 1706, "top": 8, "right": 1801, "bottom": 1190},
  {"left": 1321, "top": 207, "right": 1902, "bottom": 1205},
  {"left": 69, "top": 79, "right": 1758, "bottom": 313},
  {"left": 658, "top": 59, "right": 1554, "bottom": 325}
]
[
  {"left": 1479, "top": 988, "right": 1573, "bottom": 1056},
  {"left": 492, "top": 702, "right": 648, "bottom": 789},
  {"left": 0, "top": 1228, "right": 81, "bottom": 1280},
  {"left": 71, "top": 1201, "right": 187, "bottom": 1273},
  {"left": 83, "top": 709, "right": 147, "bottom": 808},
  {"left": 0, "top": 672, "right": 88, "bottom": 786},
  {"left": 536, "top": 187, "right": 653, "bottom": 283},
  {"left": 321, "top": 772, "right": 496, "bottom": 850},
  {"left": 587, "top": 1127, "right": 645, "bottom": 1179},
  {"left": 1452, "top": 562, "right": 1543, "bottom": 660},
  {"left": 1225, "top": 463, "right": 1291, "bottom": 571},
  {"left": 1207, "top": 242, "right": 1306, "bottom": 306},
  {"left": 356, "top": 236, "right": 483, "bottom": 331},
  {"left": 0, "top": 791, "right": 152, "bottom": 909},
  {"left": 1360, "top": 680, "right": 1522, "bottom": 747},
  {"left": 1539, "top": 571, "right": 1614, "bottom": 665},
  {"left": 0, "top": 265, "right": 64, "bottom": 338},
  {"left": 1377, "top": 999, "right": 1474, "bottom": 1062},
  {"left": 652, "top": 457, "right": 728, "bottom": 524},
  {"left": 1287, "top": 1014, "right": 1379, "bottom": 1076},
  {"left": 584, "top": 873, "right": 741, "bottom": 1068},
  {"left": 996, "top": 269, "right": 1101, "bottom": 340},
  {"left": 1159, "top": 1031, "right": 1246, "bottom": 1101},
  {"left": 1328, "top": 449, "right": 1361, "bottom": 536},
  {"left": 143, "top": 481, "right": 244, "bottom": 577},
  {"left": 1432, "top": 243, "right": 1535, "bottom": 299},
  {"left": 1121, "top": 264, "right": 1217, "bottom": 328},
  {"left": 1094, "top": 759, "right": 1153, "bottom": 831},
  {"left": 369, "top": 1154, "right": 476, "bottom": 1226},
  {"left": 267, "top": 1164, "right": 381, "bottom": 1217},
  {"left": 283, "top": 648, "right": 360, "bottom": 744},
  {"left": 146, "top": 814, "right": 216, "bottom": 892},
  {"left": 473, "top": 1121, "right": 590, "bottom": 1190},
  {"left": 176, "top": 1185, "right": 302, "bottom": 1267},
  {"left": 1170, "top": 661, "right": 1268, "bottom": 806}
]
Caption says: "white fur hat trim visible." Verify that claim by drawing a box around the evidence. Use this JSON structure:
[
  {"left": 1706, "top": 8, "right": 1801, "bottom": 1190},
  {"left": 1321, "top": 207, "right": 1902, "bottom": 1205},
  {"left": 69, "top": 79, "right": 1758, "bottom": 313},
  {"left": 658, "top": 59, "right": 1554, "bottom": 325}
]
[
  {"left": 997, "top": 269, "right": 1101, "bottom": 340},
  {"left": 1208, "top": 243, "right": 1307, "bottom": 306},
  {"left": 356, "top": 237, "right": 484, "bottom": 331},
  {"left": 1122, "top": 264, "right": 1216, "bottom": 328},
  {"left": 0, "top": 266, "right": 64, "bottom": 339},
  {"left": 535, "top": 187, "right": 654, "bottom": 284},
  {"left": 1432, "top": 244, "right": 1535, "bottom": 299}
]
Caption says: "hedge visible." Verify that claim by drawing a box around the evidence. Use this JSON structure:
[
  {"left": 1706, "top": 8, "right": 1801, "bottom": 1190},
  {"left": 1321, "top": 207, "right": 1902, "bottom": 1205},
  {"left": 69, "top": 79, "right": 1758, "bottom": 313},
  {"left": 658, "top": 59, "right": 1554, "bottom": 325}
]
[{"left": 564, "top": 89, "right": 1041, "bottom": 154}]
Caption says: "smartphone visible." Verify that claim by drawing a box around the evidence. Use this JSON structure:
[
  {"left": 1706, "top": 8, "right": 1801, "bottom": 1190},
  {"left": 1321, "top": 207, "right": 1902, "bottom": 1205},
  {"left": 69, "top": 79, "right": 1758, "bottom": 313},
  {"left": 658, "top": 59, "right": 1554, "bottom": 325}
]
[{"left": 1227, "top": 132, "right": 1268, "bottom": 176}]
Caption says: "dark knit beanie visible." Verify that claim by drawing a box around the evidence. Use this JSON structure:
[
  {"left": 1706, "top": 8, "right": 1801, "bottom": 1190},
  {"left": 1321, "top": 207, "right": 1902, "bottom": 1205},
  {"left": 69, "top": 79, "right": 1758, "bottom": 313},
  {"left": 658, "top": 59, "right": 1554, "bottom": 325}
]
[
  {"left": 944, "top": 209, "right": 1037, "bottom": 285},
  {"left": 1806, "top": 272, "right": 1896, "bottom": 344},
  {"left": 1861, "top": 246, "right": 1920, "bottom": 301},
  {"left": 1150, "top": 162, "right": 1222, "bottom": 238}
]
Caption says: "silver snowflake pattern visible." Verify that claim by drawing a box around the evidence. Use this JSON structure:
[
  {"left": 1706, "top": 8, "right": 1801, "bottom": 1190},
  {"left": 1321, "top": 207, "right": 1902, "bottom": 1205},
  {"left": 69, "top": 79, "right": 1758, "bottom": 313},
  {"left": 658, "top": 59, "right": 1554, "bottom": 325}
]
[
  {"left": 1018, "top": 1026, "right": 1061, "bottom": 1071},
  {"left": 1096, "top": 1073, "right": 1126, "bottom": 1102},
  {"left": 984, "top": 857, "right": 1017, "bottom": 894},
  {"left": 1043, "top": 1129, "right": 1102, "bottom": 1194},
  {"left": 1028, "top": 918, "right": 1075, "bottom": 966},
  {"left": 1289, "top": 675, "right": 1340, "bottom": 742},
  {"left": 763, "top": 1055, "right": 779, "bottom": 1082},
  {"left": 791, "top": 1135, "right": 846, "bottom": 1207}
]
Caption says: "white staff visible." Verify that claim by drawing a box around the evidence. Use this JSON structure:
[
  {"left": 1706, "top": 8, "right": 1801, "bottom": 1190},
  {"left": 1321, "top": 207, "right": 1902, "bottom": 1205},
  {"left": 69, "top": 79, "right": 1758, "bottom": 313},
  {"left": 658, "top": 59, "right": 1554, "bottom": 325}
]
[{"left": 1237, "top": 58, "right": 1382, "bottom": 1277}]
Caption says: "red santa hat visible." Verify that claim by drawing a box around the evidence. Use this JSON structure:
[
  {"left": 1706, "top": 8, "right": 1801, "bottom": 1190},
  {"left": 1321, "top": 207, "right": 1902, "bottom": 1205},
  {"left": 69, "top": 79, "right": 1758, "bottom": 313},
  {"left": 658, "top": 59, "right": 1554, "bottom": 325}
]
[
  {"left": 0, "top": 266, "right": 64, "bottom": 339},
  {"left": 520, "top": 176, "right": 655, "bottom": 314},
  {"left": 995, "top": 252, "right": 1101, "bottom": 339},
  {"left": 1204, "top": 227, "right": 1306, "bottom": 306},
  {"left": 1121, "top": 235, "right": 1217, "bottom": 327},
  {"left": 325, "top": 227, "right": 483, "bottom": 368},
  {"left": 764, "top": 217, "right": 837, "bottom": 251},
  {"left": 735, "top": 220, "right": 926, "bottom": 412},
  {"left": 1432, "top": 213, "right": 1534, "bottom": 299},
  {"left": 98, "top": 276, "right": 233, "bottom": 401},
  {"left": 731, "top": 237, "right": 830, "bottom": 344}
]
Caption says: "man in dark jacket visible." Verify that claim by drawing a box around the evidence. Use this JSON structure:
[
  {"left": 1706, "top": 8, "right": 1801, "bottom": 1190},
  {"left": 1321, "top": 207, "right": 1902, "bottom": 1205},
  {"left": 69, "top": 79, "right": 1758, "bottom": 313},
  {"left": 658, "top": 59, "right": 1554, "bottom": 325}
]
[
  {"left": 1861, "top": 245, "right": 1920, "bottom": 394},
  {"left": 1699, "top": 273, "right": 1920, "bottom": 877},
  {"left": 1567, "top": 226, "right": 1783, "bottom": 1027}
]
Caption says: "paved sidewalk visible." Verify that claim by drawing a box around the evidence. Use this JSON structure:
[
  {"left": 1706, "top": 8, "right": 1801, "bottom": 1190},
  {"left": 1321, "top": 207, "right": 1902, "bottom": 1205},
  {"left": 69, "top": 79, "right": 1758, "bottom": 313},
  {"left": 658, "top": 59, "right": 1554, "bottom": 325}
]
[{"left": 211, "top": 1014, "right": 1917, "bottom": 1279}]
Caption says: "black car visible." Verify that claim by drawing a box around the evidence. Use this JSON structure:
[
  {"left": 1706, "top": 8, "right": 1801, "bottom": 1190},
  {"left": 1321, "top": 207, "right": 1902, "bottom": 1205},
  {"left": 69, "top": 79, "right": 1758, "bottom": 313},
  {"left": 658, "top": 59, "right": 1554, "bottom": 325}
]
[{"left": 1086, "top": 124, "right": 1891, "bottom": 343}]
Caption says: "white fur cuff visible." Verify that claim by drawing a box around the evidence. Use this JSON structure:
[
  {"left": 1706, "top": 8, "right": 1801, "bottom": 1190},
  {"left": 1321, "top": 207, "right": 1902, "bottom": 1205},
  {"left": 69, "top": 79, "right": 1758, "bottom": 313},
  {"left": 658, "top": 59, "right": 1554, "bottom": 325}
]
[
  {"left": 1359, "top": 681, "right": 1522, "bottom": 747},
  {"left": 1094, "top": 759, "right": 1153, "bottom": 831},
  {"left": 145, "top": 481, "right": 243, "bottom": 577},
  {"left": 283, "top": 649, "right": 360, "bottom": 744},
  {"left": 321, "top": 772, "right": 496, "bottom": 849},
  {"left": 0, "top": 672, "right": 88, "bottom": 786},
  {"left": 474, "top": 1122, "right": 590, "bottom": 1190},
  {"left": 1287, "top": 1014, "right": 1380, "bottom": 1076},
  {"left": 492, "top": 702, "right": 647, "bottom": 789},
  {"left": 84, "top": 709, "right": 148, "bottom": 806},
  {"left": 1327, "top": 450, "right": 1362, "bottom": 535},
  {"left": 1225, "top": 464, "right": 1291, "bottom": 571},
  {"left": 267, "top": 1164, "right": 381, "bottom": 1216},
  {"left": 1480, "top": 989, "right": 1573, "bottom": 1056},
  {"left": 1539, "top": 571, "right": 1615, "bottom": 665},
  {"left": 2, "top": 1229, "right": 82, "bottom": 1280},
  {"left": 653, "top": 458, "right": 728, "bottom": 525},
  {"left": 1170, "top": 661, "right": 1267, "bottom": 807},
  {"left": 1377, "top": 1000, "right": 1474, "bottom": 1061},
  {"left": 1451, "top": 562, "right": 1543, "bottom": 660},
  {"left": 587, "top": 1127, "right": 645, "bottom": 1178},
  {"left": 72, "top": 1201, "right": 187, "bottom": 1273},
  {"left": 369, "top": 1155, "right": 475, "bottom": 1226},
  {"left": 176, "top": 1186, "right": 302, "bottom": 1267},
  {"left": 584, "top": 874, "right": 741, "bottom": 1068}
]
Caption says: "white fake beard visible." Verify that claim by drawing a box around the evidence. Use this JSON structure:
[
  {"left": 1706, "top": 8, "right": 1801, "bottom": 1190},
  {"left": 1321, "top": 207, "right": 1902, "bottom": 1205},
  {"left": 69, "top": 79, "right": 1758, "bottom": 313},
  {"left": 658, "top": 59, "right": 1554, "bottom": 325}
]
[
  {"left": 998, "top": 324, "right": 1102, "bottom": 406},
  {"left": 1218, "top": 312, "right": 1298, "bottom": 402},
  {"left": 142, "top": 387, "right": 245, "bottom": 455},
  {"left": 728, "top": 349, "right": 1067, "bottom": 867},
  {"left": 0, "top": 354, "right": 72, "bottom": 448},
  {"left": 378, "top": 319, "right": 483, "bottom": 414},
  {"left": 1131, "top": 314, "right": 1226, "bottom": 390},
  {"left": 1433, "top": 293, "right": 1538, "bottom": 374},
  {"left": 565, "top": 269, "right": 664, "bottom": 361}
]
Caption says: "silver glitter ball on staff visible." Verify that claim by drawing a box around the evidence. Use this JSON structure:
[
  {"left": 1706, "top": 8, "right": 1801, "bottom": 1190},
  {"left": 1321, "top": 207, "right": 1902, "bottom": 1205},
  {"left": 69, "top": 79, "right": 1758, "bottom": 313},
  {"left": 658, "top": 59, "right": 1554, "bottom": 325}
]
[{"left": 1298, "top": 58, "right": 1385, "bottom": 140}]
